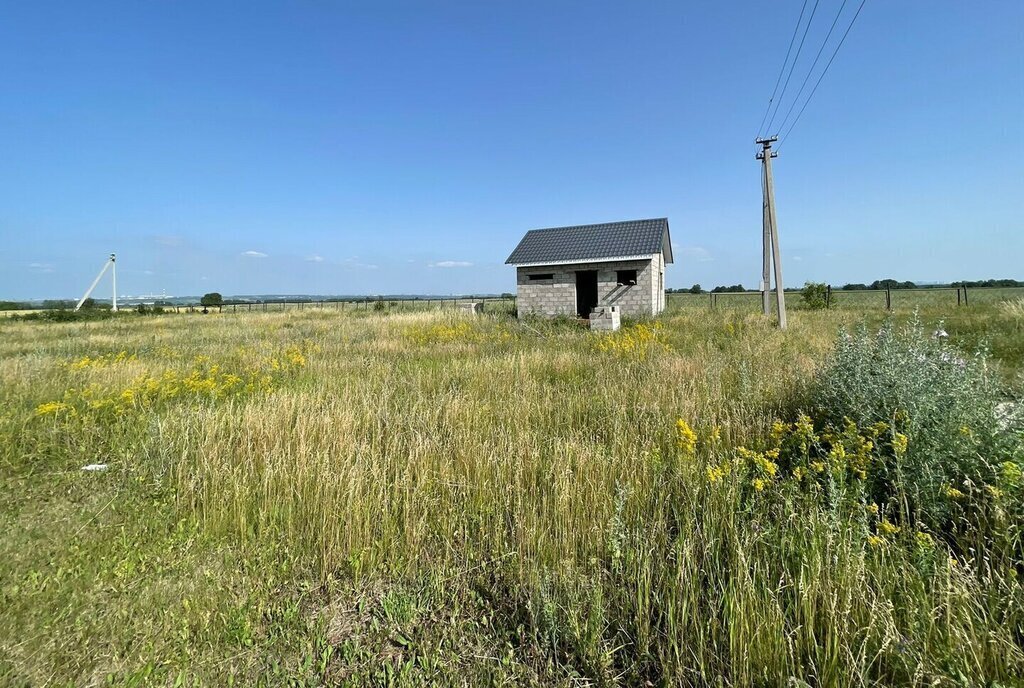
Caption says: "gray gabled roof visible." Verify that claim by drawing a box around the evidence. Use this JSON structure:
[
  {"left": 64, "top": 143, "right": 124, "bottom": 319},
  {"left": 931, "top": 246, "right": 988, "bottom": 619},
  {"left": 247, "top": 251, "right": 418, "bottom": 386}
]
[{"left": 505, "top": 218, "right": 673, "bottom": 266}]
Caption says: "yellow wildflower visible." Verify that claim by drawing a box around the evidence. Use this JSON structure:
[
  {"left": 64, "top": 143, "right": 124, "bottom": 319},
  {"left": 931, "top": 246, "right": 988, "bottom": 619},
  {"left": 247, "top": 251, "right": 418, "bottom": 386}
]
[
  {"left": 705, "top": 465, "right": 726, "bottom": 484},
  {"left": 284, "top": 346, "right": 307, "bottom": 367},
  {"left": 69, "top": 356, "right": 93, "bottom": 370},
  {"left": 878, "top": 520, "right": 900, "bottom": 535},
  {"left": 915, "top": 531, "right": 934, "bottom": 548},
  {"left": 795, "top": 413, "right": 814, "bottom": 432},
  {"left": 944, "top": 486, "right": 965, "bottom": 500},
  {"left": 707, "top": 425, "right": 722, "bottom": 445},
  {"left": 35, "top": 401, "right": 72, "bottom": 416},
  {"left": 735, "top": 446, "right": 758, "bottom": 462},
  {"left": 754, "top": 453, "right": 778, "bottom": 477},
  {"left": 867, "top": 535, "right": 884, "bottom": 548},
  {"left": 892, "top": 433, "right": 908, "bottom": 458},
  {"left": 752, "top": 478, "right": 767, "bottom": 492},
  {"left": 810, "top": 461, "right": 825, "bottom": 473},
  {"left": 770, "top": 421, "right": 788, "bottom": 445},
  {"left": 828, "top": 443, "right": 847, "bottom": 463},
  {"left": 868, "top": 421, "right": 889, "bottom": 438},
  {"left": 676, "top": 419, "right": 697, "bottom": 458},
  {"left": 999, "top": 462, "right": 1021, "bottom": 486},
  {"left": 593, "top": 323, "right": 668, "bottom": 359}
]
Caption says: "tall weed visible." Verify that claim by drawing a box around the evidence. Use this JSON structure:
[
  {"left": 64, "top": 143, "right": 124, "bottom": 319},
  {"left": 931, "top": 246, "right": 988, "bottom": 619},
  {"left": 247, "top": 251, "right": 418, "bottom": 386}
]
[{"left": 811, "top": 317, "right": 1023, "bottom": 536}]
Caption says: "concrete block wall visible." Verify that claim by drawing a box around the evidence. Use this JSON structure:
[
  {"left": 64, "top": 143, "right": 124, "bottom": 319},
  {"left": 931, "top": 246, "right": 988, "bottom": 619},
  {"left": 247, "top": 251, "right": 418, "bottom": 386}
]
[
  {"left": 516, "top": 256, "right": 666, "bottom": 318},
  {"left": 515, "top": 268, "right": 578, "bottom": 317},
  {"left": 595, "top": 259, "right": 657, "bottom": 315},
  {"left": 650, "top": 252, "right": 666, "bottom": 314}
]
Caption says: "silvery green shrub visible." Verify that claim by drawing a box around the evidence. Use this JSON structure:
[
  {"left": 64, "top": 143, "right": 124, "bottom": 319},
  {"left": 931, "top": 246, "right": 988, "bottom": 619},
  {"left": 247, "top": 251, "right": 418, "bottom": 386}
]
[{"left": 811, "top": 318, "right": 1023, "bottom": 530}]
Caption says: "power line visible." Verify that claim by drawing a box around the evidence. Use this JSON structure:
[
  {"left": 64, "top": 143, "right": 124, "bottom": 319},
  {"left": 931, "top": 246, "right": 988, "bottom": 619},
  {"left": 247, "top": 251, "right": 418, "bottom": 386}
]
[
  {"left": 764, "top": 0, "right": 821, "bottom": 135},
  {"left": 756, "top": 0, "right": 809, "bottom": 137},
  {"left": 773, "top": 0, "right": 851, "bottom": 137},
  {"left": 778, "top": 0, "right": 869, "bottom": 148}
]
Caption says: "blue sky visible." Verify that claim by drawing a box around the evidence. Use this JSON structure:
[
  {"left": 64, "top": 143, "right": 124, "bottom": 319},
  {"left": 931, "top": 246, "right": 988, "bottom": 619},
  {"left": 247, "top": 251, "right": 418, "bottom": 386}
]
[{"left": 1, "top": 1, "right": 1021, "bottom": 299}]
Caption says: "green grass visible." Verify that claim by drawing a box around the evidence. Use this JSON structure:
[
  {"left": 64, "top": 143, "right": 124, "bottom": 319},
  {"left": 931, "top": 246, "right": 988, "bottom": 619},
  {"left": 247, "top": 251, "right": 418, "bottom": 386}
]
[
  {"left": 669, "top": 286, "right": 1024, "bottom": 315},
  {"left": 1, "top": 304, "right": 1021, "bottom": 686}
]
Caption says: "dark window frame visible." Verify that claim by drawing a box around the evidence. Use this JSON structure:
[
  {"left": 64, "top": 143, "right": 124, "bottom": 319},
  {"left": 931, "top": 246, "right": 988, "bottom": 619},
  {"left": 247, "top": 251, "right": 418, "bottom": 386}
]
[
  {"left": 616, "top": 269, "right": 638, "bottom": 286},
  {"left": 527, "top": 273, "right": 555, "bottom": 282}
]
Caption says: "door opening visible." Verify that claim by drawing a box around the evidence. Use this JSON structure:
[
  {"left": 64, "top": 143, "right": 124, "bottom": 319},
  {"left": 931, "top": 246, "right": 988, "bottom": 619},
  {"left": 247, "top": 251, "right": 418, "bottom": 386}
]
[{"left": 575, "top": 270, "right": 599, "bottom": 318}]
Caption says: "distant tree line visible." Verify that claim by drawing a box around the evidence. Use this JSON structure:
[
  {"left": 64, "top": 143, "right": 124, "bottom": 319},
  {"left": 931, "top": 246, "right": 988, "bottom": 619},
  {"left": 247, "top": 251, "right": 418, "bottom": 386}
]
[
  {"left": 840, "top": 279, "right": 1024, "bottom": 291},
  {"left": 839, "top": 280, "right": 918, "bottom": 291},
  {"left": 667, "top": 279, "right": 1024, "bottom": 295},
  {"left": 949, "top": 278, "right": 1024, "bottom": 289}
]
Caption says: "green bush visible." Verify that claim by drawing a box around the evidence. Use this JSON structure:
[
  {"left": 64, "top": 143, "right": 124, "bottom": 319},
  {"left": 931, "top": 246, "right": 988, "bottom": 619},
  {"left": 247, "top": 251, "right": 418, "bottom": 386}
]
[
  {"left": 12, "top": 309, "right": 115, "bottom": 323},
  {"left": 810, "top": 318, "right": 1023, "bottom": 535},
  {"left": 801, "top": 281, "right": 829, "bottom": 309}
]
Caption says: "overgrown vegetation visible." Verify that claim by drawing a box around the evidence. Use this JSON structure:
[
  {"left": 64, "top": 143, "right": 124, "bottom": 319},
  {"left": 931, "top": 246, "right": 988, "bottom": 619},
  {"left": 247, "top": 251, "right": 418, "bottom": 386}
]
[
  {"left": 800, "top": 281, "right": 829, "bottom": 309},
  {"left": 1, "top": 302, "right": 1022, "bottom": 685},
  {"left": 813, "top": 319, "right": 1022, "bottom": 534}
]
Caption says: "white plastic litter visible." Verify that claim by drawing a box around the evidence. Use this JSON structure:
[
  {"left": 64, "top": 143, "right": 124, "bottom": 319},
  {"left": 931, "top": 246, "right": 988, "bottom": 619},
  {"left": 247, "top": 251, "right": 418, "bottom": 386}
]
[
  {"left": 933, "top": 329, "right": 949, "bottom": 339},
  {"left": 81, "top": 463, "right": 108, "bottom": 471}
]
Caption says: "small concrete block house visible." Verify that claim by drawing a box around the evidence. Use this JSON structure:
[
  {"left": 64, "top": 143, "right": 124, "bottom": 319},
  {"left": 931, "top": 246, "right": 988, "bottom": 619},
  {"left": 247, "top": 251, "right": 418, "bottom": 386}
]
[{"left": 506, "top": 218, "right": 673, "bottom": 318}]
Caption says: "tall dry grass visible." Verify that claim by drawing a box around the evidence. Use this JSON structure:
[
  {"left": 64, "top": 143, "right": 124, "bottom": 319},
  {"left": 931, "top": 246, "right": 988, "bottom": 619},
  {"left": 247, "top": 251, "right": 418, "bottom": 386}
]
[{"left": 3, "top": 307, "right": 1021, "bottom": 685}]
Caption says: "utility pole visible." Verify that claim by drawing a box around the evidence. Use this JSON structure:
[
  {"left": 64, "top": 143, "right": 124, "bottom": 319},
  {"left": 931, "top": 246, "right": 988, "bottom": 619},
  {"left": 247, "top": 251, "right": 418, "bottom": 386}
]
[
  {"left": 761, "top": 162, "right": 771, "bottom": 316},
  {"left": 111, "top": 253, "right": 118, "bottom": 312},
  {"left": 756, "top": 137, "right": 787, "bottom": 329},
  {"left": 74, "top": 253, "right": 118, "bottom": 312}
]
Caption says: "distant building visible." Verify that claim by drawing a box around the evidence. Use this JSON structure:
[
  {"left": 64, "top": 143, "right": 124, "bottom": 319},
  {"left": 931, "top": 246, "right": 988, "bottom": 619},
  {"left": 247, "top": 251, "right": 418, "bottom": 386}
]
[{"left": 505, "top": 218, "right": 673, "bottom": 318}]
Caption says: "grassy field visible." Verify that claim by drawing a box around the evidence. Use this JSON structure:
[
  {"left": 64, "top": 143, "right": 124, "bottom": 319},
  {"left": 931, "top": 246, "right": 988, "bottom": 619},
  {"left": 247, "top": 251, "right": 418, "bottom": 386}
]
[
  {"left": 668, "top": 286, "right": 1024, "bottom": 313},
  {"left": 2, "top": 298, "right": 1022, "bottom": 686}
]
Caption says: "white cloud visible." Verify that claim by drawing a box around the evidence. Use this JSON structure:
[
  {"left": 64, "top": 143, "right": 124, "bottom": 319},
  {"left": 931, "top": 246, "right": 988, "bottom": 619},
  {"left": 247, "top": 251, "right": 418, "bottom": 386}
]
[
  {"left": 241, "top": 250, "right": 268, "bottom": 258},
  {"left": 792, "top": 256, "right": 803, "bottom": 262},
  {"left": 429, "top": 260, "right": 473, "bottom": 268},
  {"left": 305, "top": 254, "right": 325, "bottom": 263},
  {"left": 675, "top": 246, "right": 714, "bottom": 263},
  {"left": 28, "top": 262, "right": 55, "bottom": 273},
  {"left": 143, "top": 269, "right": 155, "bottom": 275},
  {"left": 340, "top": 258, "right": 378, "bottom": 270}
]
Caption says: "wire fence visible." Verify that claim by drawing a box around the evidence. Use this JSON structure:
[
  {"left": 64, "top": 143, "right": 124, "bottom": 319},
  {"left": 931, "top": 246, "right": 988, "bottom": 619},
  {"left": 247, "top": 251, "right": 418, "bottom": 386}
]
[
  {"left": 14, "top": 287, "right": 1016, "bottom": 318},
  {"left": 194, "top": 287, "right": 1023, "bottom": 316},
  {"left": 207, "top": 296, "right": 517, "bottom": 315},
  {"left": 667, "top": 286, "right": 1024, "bottom": 312}
]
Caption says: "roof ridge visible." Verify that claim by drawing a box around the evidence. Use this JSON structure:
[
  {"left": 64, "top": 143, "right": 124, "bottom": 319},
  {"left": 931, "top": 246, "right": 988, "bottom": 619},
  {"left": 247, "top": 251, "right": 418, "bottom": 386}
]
[
  {"left": 506, "top": 218, "right": 672, "bottom": 266},
  {"left": 526, "top": 217, "right": 668, "bottom": 233}
]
